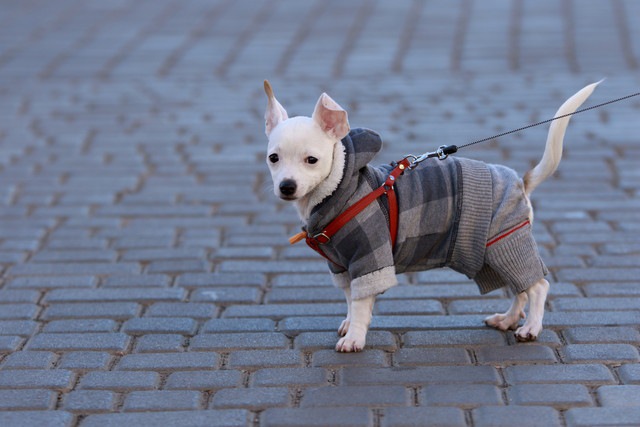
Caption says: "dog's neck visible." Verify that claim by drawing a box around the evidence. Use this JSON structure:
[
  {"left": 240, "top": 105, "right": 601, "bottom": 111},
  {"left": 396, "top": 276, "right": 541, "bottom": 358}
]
[{"left": 295, "top": 142, "right": 346, "bottom": 222}]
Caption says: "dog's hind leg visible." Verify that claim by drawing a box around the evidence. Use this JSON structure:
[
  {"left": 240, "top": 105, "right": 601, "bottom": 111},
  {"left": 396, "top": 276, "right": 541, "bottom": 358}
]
[
  {"left": 484, "top": 278, "right": 549, "bottom": 341},
  {"left": 515, "top": 278, "right": 549, "bottom": 341}
]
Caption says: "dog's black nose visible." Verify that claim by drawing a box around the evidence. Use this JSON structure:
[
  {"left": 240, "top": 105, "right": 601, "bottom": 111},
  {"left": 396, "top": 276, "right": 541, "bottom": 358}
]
[{"left": 279, "top": 179, "right": 297, "bottom": 197}]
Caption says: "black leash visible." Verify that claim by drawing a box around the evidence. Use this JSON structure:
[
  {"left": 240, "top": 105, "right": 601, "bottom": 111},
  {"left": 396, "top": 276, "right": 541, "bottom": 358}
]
[{"left": 408, "top": 90, "right": 640, "bottom": 168}]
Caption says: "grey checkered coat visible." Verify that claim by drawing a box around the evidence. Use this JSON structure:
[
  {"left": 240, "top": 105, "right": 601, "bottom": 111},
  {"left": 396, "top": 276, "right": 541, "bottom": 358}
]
[{"left": 305, "top": 128, "right": 547, "bottom": 300}]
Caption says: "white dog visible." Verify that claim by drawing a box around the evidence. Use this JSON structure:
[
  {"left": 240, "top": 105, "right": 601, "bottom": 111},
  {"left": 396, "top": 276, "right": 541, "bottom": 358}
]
[{"left": 264, "top": 80, "right": 599, "bottom": 352}]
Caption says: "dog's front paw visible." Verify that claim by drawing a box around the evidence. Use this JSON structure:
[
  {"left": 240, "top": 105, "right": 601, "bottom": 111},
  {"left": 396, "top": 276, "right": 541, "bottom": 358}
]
[
  {"left": 514, "top": 323, "right": 542, "bottom": 342},
  {"left": 338, "top": 318, "right": 350, "bottom": 336},
  {"left": 335, "top": 332, "right": 366, "bottom": 352}
]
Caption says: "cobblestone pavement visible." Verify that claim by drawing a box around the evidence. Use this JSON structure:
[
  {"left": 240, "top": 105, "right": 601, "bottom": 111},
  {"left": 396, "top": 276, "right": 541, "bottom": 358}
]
[{"left": 0, "top": 1, "right": 639, "bottom": 426}]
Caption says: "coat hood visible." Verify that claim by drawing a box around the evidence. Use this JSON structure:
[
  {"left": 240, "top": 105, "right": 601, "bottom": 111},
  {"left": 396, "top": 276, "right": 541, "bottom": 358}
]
[{"left": 306, "top": 128, "right": 383, "bottom": 232}]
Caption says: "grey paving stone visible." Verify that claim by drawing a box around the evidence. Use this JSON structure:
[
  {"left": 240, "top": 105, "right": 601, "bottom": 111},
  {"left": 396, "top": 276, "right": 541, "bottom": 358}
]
[
  {"left": 27, "top": 332, "right": 131, "bottom": 352},
  {"left": 341, "top": 366, "right": 500, "bottom": 386},
  {"left": 223, "top": 303, "right": 347, "bottom": 319},
  {"left": 562, "top": 344, "right": 640, "bottom": 363},
  {"left": 394, "top": 348, "right": 471, "bottom": 366},
  {"left": 219, "top": 260, "right": 327, "bottom": 274},
  {"left": 145, "top": 303, "right": 218, "bottom": 319},
  {"left": 403, "top": 329, "right": 507, "bottom": 347},
  {"left": 381, "top": 407, "right": 467, "bottom": 427},
  {"left": 312, "top": 349, "right": 388, "bottom": 368},
  {"left": 507, "top": 384, "right": 593, "bottom": 407},
  {"left": 122, "top": 317, "right": 198, "bottom": 335},
  {"left": 82, "top": 410, "right": 250, "bottom": 427},
  {"left": 374, "top": 299, "right": 444, "bottom": 315},
  {"left": 596, "top": 385, "right": 640, "bottom": 406},
  {"left": 227, "top": 349, "right": 303, "bottom": 369},
  {"left": 0, "top": 289, "right": 40, "bottom": 303},
  {"left": 63, "top": 390, "right": 117, "bottom": 413},
  {"left": 564, "top": 407, "right": 640, "bottom": 427},
  {"left": 0, "top": 320, "right": 38, "bottom": 336},
  {"left": 265, "top": 287, "right": 344, "bottom": 303},
  {"left": 0, "top": 369, "right": 76, "bottom": 390},
  {"left": 260, "top": 407, "right": 372, "bottom": 427},
  {"left": 117, "top": 352, "right": 219, "bottom": 371},
  {"left": 42, "top": 303, "right": 141, "bottom": 320},
  {"left": 165, "top": 371, "right": 243, "bottom": 390},
  {"left": 191, "top": 287, "right": 261, "bottom": 304},
  {"left": 421, "top": 384, "right": 503, "bottom": 407},
  {"left": 0, "top": 389, "right": 57, "bottom": 410},
  {"left": 504, "top": 364, "right": 616, "bottom": 385},
  {"left": 0, "top": 303, "right": 39, "bottom": 319},
  {"left": 473, "top": 406, "right": 561, "bottom": 427},
  {"left": 123, "top": 390, "right": 202, "bottom": 411},
  {"left": 552, "top": 297, "right": 640, "bottom": 311},
  {"left": 544, "top": 311, "right": 640, "bottom": 327},
  {"left": 121, "top": 248, "right": 206, "bottom": 262},
  {"left": 7, "top": 276, "right": 96, "bottom": 289},
  {"left": 211, "top": 387, "right": 290, "bottom": 410},
  {"left": 270, "top": 274, "right": 334, "bottom": 288},
  {"left": 135, "top": 334, "right": 185, "bottom": 353},
  {"left": 278, "top": 317, "right": 348, "bottom": 336},
  {"left": 112, "top": 236, "right": 175, "bottom": 250},
  {"left": 177, "top": 272, "right": 265, "bottom": 288},
  {"left": 102, "top": 275, "right": 172, "bottom": 288},
  {"left": 44, "top": 288, "right": 185, "bottom": 303},
  {"left": 79, "top": 371, "right": 160, "bottom": 391},
  {"left": 202, "top": 318, "right": 276, "bottom": 333},
  {"left": 1, "top": 351, "right": 57, "bottom": 369},
  {"left": 447, "top": 298, "right": 513, "bottom": 314},
  {"left": 252, "top": 367, "right": 329, "bottom": 387},
  {"left": 619, "top": 364, "right": 640, "bottom": 384},
  {"left": 32, "top": 249, "right": 117, "bottom": 263},
  {"left": 58, "top": 352, "right": 112, "bottom": 371},
  {"left": 301, "top": 385, "right": 409, "bottom": 407},
  {"left": 190, "top": 332, "right": 290, "bottom": 351},
  {"left": 583, "top": 283, "right": 640, "bottom": 297},
  {"left": 43, "top": 319, "right": 118, "bottom": 333},
  {"left": 475, "top": 345, "right": 558, "bottom": 365},
  {"left": 563, "top": 326, "right": 640, "bottom": 344},
  {"left": 0, "top": 411, "right": 75, "bottom": 427},
  {"left": 9, "top": 262, "right": 141, "bottom": 276},
  {"left": 147, "top": 260, "right": 209, "bottom": 274}
]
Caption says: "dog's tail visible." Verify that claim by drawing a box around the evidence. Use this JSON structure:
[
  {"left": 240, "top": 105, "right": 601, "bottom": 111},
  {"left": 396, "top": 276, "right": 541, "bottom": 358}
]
[{"left": 523, "top": 81, "right": 602, "bottom": 195}]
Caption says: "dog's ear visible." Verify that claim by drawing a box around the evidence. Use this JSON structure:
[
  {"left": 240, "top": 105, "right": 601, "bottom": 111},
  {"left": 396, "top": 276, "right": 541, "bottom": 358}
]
[
  {"left": 312, "top": 93, "right": 350, "bottom": 140},
  {"left": 264, "top": 80, "right": 288, "bottom": 136}
]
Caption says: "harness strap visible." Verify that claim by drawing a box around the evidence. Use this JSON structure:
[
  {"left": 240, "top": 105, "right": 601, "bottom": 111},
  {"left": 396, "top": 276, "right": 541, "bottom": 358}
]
[{"left": 299, "top": 157, "right": 412, "bottom": 267}]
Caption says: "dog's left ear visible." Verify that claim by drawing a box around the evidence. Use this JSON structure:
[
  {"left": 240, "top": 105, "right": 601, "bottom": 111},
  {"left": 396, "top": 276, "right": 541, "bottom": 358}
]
[
  {"left": 312, "top": 93, "right": 350, "bottom": 140},
  {"left": 264, "top": 80, "right": 288, "bottom": 137}
]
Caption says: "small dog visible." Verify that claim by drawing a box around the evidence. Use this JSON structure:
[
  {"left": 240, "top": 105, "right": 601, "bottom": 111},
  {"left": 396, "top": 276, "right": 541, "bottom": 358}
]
[{"left": 264, "top": 80, "right": 599, "bottom": 352}]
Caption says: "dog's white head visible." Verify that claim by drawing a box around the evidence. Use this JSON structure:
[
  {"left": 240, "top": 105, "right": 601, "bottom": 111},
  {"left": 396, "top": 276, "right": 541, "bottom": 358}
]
[{"left": 263, "top": 80, "right": 350, "bottom": 218}]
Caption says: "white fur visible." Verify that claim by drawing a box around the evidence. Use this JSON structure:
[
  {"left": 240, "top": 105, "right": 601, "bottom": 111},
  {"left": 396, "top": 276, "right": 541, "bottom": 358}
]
[
  {"left": 524, "top": 80, "right": 602, "bottom": 195},
  {"left": 264, "top": 80, "right": 599, "bottom": 352}
]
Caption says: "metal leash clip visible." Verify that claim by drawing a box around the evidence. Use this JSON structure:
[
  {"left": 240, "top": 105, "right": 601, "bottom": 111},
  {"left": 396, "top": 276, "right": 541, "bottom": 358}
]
[{"left": 407, "top": 145, "right": 458, "bottom": 169}]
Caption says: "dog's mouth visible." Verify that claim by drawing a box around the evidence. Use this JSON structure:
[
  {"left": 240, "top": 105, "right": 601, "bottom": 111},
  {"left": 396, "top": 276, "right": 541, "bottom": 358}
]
[{"left": 279, "top": 195, "right": 297, "bottom": 201}]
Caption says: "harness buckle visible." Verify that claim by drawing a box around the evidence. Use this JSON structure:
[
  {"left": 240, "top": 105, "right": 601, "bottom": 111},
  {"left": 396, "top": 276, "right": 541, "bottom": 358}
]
[{"left": 313, "top": 232, "right": 331, "bottom": 244}]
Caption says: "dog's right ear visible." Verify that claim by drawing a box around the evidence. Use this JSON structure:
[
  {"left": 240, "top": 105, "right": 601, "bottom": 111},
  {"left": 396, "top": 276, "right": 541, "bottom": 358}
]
[{"left": 264, "top": 80, "right": 288, "bottom": 137}]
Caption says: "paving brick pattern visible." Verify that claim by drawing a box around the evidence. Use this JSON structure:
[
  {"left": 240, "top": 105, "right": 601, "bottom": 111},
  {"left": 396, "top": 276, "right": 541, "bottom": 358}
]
[{"left": 0, "top": 0, "right": 639, "bottom": 426}]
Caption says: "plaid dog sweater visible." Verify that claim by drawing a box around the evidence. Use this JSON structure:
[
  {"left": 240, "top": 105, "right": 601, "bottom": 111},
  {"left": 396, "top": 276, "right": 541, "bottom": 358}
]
[{"left": 305, "top": 128, "right": 548, "bottom": 300}]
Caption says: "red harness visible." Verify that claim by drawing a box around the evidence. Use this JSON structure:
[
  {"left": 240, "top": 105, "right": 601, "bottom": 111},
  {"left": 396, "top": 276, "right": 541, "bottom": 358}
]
[{"left": 290, "top": 157, "right": 413, "bottom": 267}]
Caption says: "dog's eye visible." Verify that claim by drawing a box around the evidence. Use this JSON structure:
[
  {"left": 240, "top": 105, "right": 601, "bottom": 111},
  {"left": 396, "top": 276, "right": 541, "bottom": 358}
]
[
  {"left": 306, "top": 156, "right": 318, "bottom": 165},
  {"left": 268, "top": 154, "right": 279, "bottom": 163}
]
